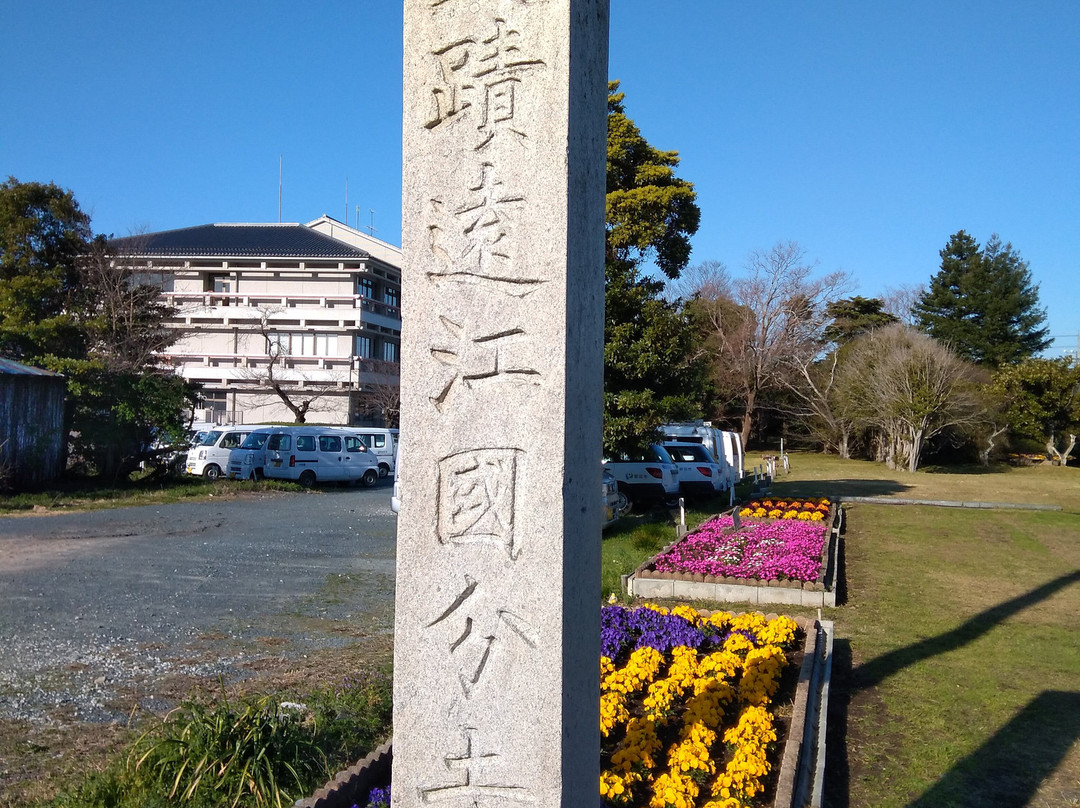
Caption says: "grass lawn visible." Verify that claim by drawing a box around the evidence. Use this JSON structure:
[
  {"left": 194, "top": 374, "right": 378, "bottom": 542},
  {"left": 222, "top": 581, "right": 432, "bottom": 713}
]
[
  {"left": 0, "top": 475, "right": 305, "bottom": 515},
  {"left": 603, "top": 452, "right": 1080, "bottom": 807}
]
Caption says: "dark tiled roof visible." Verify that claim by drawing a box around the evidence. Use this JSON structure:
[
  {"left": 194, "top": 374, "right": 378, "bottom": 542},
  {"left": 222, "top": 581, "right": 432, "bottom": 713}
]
[
  {"left": 109, "top": 224, "right": 371, "bottom": 259},
  {"left": 0, "top": 357, "right": 63, "bottom": 376}
]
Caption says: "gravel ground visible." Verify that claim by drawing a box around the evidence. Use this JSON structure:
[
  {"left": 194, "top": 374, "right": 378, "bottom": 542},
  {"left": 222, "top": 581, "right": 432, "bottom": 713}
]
[{"left": 0, "top": 485, "right": 398, "bottom": 725}]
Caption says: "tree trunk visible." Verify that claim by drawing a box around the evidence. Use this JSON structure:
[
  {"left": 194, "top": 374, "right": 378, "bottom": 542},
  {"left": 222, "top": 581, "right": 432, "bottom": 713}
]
[
  {"left": 1047, "top": 433, "right": 1077, "bottom": 465},
  {"left": 908, "top": 427, "right": 924, "bottom": 473},
  {"left": 740, "top": 390, "right": 756, "bottom": 449},
  {"left": 838, "top": 429, "right": 851, "bottom": 460},
  {"left": 979, "top": 425, "right": 1008, "bottom": 466}
]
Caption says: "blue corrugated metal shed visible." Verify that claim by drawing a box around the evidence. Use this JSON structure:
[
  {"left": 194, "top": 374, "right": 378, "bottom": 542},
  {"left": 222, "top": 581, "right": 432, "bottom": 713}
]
[
  {"left": 109, "top": 223, "right": 371, "bottom": 259},
  {"left": 0, "top": 357, "right": 63, "bottom": 376}
]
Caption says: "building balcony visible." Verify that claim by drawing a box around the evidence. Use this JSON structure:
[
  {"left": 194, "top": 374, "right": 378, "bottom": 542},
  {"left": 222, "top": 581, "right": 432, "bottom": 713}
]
[
  {"left": 163, "top": 291, "right": 400, "bottom": 330},
  {"left": 160, "top": 352, "right": 399, "bottom": 388}
]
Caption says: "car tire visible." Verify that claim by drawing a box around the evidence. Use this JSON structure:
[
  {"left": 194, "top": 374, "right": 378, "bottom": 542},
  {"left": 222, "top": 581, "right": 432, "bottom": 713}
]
[
  {"left": 614, "top": 489, "right": 633, "bottom": 517},
  {"left": 298, "top": 470, "right": 317, "bottom": 488},
  {"left": 203, "top": 464, "right": 222, "bottom": 481},
  {"left": 378, "top": 463, "right": 390, "bottom": 478},
  {"left": 361, "top": 468, "right": 379, "bottom": 487}
]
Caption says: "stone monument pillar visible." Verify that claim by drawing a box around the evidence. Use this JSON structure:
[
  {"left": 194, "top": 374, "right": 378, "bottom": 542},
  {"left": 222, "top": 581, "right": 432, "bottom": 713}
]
[{"left": 394, "top": 1, "right": 609, "bottom": 805}]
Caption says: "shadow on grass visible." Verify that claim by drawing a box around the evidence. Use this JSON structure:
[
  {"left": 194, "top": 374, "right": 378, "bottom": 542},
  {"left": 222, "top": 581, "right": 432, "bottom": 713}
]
[
  {"left": 919, "top": 462, "right": 1010, "bottom": 475},
  {"left": 771, "top": 479, "right": 915, "bottom": 499},
  {"left": 822, "top": 638, "right": 852, "bottom": 808},
  {"left": 853, "top": 569, "right": 1080, "bottom": 692},
  {"left": 906, "top": 690, "right": 1080, "bottom": 808}
]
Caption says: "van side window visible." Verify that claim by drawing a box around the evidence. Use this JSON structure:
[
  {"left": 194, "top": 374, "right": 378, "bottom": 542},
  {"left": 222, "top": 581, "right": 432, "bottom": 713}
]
[
  {"left": 267, "top": 434, "right": 290, "bottom": 451},
  {"left": 297, "top": 435, "right": 316, "bottom": 451},
  {"left": 374, "top": 435, "right": 385, "bottom": 448},
  {"left": 344, "top": 436, "right": 364, "bottom": 453},
  {"left": 221, "top": 434, "right": 243, "bottom": 449},
  {"left": 319, "top": 435, "right": 342, "bottom": 452}
]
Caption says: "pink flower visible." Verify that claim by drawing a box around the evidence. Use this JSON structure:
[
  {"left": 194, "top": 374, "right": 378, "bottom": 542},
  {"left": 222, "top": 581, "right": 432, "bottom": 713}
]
[{"left": 653, "top": 516, "right": 826, "bottom": 582}]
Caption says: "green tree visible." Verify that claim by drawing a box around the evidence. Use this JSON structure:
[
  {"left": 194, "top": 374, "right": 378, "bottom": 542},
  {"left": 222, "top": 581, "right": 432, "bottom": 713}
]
[
  {"left": 991, "top": 357, "right": 1080, "bottom": 464},
  {"left": 0, "top": 177, "right": 90, "bottom": 360},
  {"left": 674, "top": 246, "right": 850, "bottom": 448},
  {"left": 823, "top": 296, "right": 898, "bottom": 344},
  {"left": 0, "top": 178, "right": 196, "bottom": 480},
  {"left": 603, "top": 82, "right": 707, "bottom": 455},
  {"left": 835, "top": 324, "right": 984, "bottom": 472},
  {"left": 914, "top": 231, "right": 1050, "bottom": 367}
]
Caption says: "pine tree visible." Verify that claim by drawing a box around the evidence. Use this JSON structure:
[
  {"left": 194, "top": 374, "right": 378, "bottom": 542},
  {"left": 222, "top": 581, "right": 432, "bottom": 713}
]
[
  {"left": 603, "top": 82, "right": 707, "bottom": 456},
  {"left": 914, "top": 230, "right": 1050, "bottom": 367}
]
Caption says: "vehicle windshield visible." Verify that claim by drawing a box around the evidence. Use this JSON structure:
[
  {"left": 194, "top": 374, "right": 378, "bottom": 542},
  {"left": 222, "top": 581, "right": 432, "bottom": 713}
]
[
  {"left": 198, "top": 431, "right": 223, "bottom": 446},
  {"left": 239, "top": 432, "right": 271, "bottom": 450},
  {"left": 665, "top": 443, "right": 713, "bottom": 463}
]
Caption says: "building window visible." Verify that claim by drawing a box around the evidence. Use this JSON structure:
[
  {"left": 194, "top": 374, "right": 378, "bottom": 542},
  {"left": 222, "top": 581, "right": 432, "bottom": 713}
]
[
  {"left": 355, "top": 335, "right": 373, "bottom": 358},
  {"left": 267, "top": 332, "right": 335, "bottom": 357},
  {"left": 384, "top": 287, "right": 399, "bottom": 307},
  {"left": 382, "top": 341, "right": 399, "bottom": 363},
  {"left": 358, "top": 277, "right": 375, "bottom": 299},
  {"left": 207, "top": 274, "right": 233, "bottom": 305}
]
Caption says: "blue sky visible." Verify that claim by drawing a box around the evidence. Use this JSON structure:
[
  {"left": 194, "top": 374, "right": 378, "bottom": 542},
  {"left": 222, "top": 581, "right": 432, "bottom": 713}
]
[{"left": 4, "top": 1, "right": 1078, "bottom": 356}]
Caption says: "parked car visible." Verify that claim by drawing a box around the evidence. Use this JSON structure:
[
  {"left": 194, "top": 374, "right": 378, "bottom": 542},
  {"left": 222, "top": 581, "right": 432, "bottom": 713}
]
[
  {"left": 347, "top": 427, "right": 399, "bottom": 478},
  {"left": 662, "top": 442, "right": 727, "bottom": 499},
  {"left": 602, "top": 468, "right": 622, "bottom": 526},
  {"left": 227, "top": 428, "right": 278, "bottom": 481},
  {"left": 262, "top": 426, "right": 380, "bottom": 487},
  {"left": 390, "top": 444, "right": 401, "bottom": 514},
  {"left": 603, "top": 444, "right": 680, "bottom": 513},
  {"left": 186, "top": 426, "right": 268, "bottom": 480}
]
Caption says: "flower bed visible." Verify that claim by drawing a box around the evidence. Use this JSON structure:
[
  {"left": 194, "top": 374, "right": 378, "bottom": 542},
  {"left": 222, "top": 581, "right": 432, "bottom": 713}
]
[
  {"left": 302, "top": 608, "right": 831, "bottom": 808},
  {"left": 652, "top": 516, "right": 828, "bottom": 583},
  {"left": 600, "top": 604, "right": 802, "bottom": 808},
  {"left": 738, "top": 497, "right": 830, "bottom": 521},
  {"left": 628, "top": 502, "right": 842, "bottom": 607}
]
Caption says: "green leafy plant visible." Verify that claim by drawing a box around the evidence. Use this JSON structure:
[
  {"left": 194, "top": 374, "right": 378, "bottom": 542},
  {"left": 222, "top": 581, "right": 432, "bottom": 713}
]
[
  {"left": 306, "top": 667, "right": 393, "bottom": 763},
  {"left": 130, "top": 693, "right": 326, "bottom": 808}
]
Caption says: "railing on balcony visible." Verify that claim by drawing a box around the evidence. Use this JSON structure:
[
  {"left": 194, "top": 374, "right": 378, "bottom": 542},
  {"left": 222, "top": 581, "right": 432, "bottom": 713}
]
[{"left": 161, "top": 291, "right": 400, "bottom": 319}]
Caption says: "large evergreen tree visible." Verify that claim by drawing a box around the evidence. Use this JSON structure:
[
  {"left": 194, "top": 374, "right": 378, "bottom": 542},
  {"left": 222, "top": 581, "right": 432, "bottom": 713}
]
[
  {"left": 0, "top": 177, "right": 90, "bottom": 360},
  {"left": 823, "top": 296, "right": 897, "bottom": 344},
  {"left": 914, "top": 230, "right": 1050, "bottom": 367},
  {"left": 0, "top": 178, "right": 196, "bottom": 480},
  {"left": 603, "top": 82, "right": 707, "bottom": 456}
]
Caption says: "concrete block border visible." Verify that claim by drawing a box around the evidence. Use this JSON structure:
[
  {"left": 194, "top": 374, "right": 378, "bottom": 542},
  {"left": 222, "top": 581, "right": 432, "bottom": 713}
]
[
  {"left": 293, "top": 739, "right": 392, "bottom": 808},
  {"left": 840, "top": 495, "right": 1061, "bottom": 511},
  {"left": 775, "top": 618, "right": 834, "bottom": 808},
  {"left": 627, "top": 505, "right": 843, "bottom": 607}
]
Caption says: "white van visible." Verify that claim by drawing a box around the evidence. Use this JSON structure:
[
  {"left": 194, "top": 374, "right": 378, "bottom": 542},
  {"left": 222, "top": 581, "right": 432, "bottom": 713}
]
[
  {"left": 186, "top": 426, "right": 267, "bottom": 480},
  {"left": 227, "top": 428, "right": 277, "bottom": 481},
  {"left": 262, "top": 426, "right": 380, "bottom": 487},
  {"left": 347, "top": 428, "right": 399, "bottom": 478}
]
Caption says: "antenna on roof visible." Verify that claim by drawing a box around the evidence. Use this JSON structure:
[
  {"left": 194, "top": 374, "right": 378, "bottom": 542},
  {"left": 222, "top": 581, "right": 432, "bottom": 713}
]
[
  {"left": 278, "top": 155, "right": 283, "bottom": 223},
  {"left": 345, "top": 176, "right": 349, "bottom": 224},
  {"left": 355, "top": 205, "right": 361, "bottom": 230},
  {"left": 368, "top": 209, "right": 376, "bottom": 237}
]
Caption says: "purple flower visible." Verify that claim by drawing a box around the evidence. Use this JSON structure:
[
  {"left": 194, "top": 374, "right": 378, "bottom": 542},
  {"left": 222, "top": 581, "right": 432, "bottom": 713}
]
[
  {"left": 364, "top": 785, "right": 391, "bottom": 808},
  {"left": 600, "top": 605, "right": 707, "bottom": 660}
]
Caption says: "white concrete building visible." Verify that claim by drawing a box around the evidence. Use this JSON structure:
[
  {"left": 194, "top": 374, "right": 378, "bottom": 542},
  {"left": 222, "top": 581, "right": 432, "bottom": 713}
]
[{"left": 112, "top": 217, "right": 401, "bottom": 426}]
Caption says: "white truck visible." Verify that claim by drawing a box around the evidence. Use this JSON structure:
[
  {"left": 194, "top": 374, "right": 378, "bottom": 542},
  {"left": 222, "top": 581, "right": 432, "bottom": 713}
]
[{"left": 660, "top": 421, "right": 745, "bottom": 483}]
